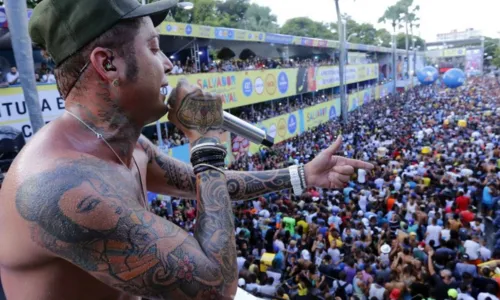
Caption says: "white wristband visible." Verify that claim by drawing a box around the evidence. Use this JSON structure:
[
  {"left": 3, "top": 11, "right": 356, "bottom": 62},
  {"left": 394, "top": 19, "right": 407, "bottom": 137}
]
[{"left": 289, "top": 165, "right": 304, "bottom": 196}]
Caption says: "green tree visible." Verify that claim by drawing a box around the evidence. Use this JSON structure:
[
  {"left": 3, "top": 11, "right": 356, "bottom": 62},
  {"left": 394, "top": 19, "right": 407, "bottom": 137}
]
[
  {"left": 396, "top": 33, "right": 424, "bottom": 49},
  {"left": 280, "top": 17, "right": 335, "bottom": 39},
  {"left": 376, "top": 28, "right": 392, "bottom": 47},
  {"left": 240, "top": 3, "right": 279, "bottom": 33},
  {"left": 216, "top": 0, "right": 250, "bottom": 28},
  {"left": 492, "top": 46, "right": 500, "bottom": 68},
  {"left": 378, "top": 4, "right": 404, "bottom": 34}
]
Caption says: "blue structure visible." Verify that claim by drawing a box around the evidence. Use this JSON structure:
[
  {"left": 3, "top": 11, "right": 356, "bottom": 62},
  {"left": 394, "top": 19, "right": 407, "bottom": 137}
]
[
  {"left": 416, "top": 66, "right": 439, "bottom": 85},
  {"left": 443, "top": 68, "right": 466, "bottom": 88}
]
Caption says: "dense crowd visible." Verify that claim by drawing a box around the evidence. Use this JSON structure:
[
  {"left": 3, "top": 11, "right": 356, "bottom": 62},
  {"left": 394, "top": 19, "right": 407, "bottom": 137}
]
[
  {"left": 169, "top": 57, "right": 339, "bottom": 75},
  {"left": 150, "top": 76, "right": 500, "bottom": 300}
]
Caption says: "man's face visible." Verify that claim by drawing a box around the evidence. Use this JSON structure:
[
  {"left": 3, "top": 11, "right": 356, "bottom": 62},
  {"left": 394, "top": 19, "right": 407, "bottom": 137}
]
[
  {"left": 10, "top": 67, "right": 16, "bottom": 74},
  {"left": 118, "top": 17, "right": 172, "bottom": 124}
]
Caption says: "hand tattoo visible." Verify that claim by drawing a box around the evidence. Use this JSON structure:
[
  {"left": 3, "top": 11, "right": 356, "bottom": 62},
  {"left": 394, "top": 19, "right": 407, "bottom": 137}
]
[{"left": 176, "top": 89, "right": 223, "bottom": 135}]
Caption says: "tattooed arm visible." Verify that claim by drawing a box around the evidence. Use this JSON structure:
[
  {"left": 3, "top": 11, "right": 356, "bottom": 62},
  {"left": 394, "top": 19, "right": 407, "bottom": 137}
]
[
  {"left": 139, "top": 135, "right": 292, "bottom": 200},
  {"left": 16, "top": 155, "right": 237, "bottom": 300}
]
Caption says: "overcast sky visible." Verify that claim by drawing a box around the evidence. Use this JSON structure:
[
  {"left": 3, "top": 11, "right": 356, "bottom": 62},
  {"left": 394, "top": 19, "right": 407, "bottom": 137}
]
[{"left": 250, "top": 0, "right": 500, "bottom": 41}]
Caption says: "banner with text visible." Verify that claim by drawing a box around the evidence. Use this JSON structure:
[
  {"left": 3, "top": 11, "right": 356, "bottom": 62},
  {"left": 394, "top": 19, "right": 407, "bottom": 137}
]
[
  {"left": 314, "top": 64, "right": 378, "bottom": 91},
  {"left": 249, "top": 111, "right": 301, "bottom": 154},
  {"left": 302, "top": 99, "right": 340, "bottom": 130}
]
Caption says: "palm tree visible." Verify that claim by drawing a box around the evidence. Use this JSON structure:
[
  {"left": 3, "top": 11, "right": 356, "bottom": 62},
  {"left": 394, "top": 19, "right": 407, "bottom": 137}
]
[
  {"left": 399, "top": 0, "right": 419, "bottom": 79},
  {"left": 407, "top": 11, "right": 420, "bottom": 79}
]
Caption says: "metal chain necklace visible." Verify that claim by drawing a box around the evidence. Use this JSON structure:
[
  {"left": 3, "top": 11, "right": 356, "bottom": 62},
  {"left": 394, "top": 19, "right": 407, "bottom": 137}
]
[{"left": 65, "top": 110, "right": 147, "bottom": 207}]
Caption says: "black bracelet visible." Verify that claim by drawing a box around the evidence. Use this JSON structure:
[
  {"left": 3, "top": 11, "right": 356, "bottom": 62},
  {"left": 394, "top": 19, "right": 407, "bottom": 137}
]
[
  {"left": 190, "top": 154, "right": 226, "bottom": 166},
  {"left": 190, "top": 144, "right": 227, "bottom": 156},
  {"left": 191, "top": 148, "right": 226, "bottom": 160},
  {"left": 193, "top": 164, "right": 225, "bottom": 175}
]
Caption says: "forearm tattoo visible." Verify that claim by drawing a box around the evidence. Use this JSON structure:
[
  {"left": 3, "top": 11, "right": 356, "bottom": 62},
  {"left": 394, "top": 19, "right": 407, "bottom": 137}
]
[
  {"left": 176, "top": 89, "right": 224, "bottom": 135},
  {"left": 15, "top": 157, "right": 236, "bottom": 299},
  {"left": 139, "top": 136, "right": 292, "bottom": 200},
  {"left": 225, "top": 169, "right": 292, "bottom": 200}
]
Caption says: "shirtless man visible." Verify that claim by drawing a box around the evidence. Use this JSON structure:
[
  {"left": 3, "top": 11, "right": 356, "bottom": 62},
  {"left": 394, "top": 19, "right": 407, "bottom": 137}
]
[{"left": 0, "top": 0, "right": 372, "bottom": 299}]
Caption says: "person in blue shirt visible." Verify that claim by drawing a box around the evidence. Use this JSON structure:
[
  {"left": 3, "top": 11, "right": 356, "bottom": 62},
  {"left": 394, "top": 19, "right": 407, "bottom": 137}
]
[{"left": 482, "top": 182, "right": 497, "bottom": 217}]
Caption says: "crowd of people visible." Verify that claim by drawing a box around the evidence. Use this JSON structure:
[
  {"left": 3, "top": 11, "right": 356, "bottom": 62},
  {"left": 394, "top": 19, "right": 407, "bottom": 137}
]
[
  {"left": 150, "top": 76, "right": 500, "bottom": 300},
  {"left": 169, "top": 57, "right": 339, "bottom": 75}
]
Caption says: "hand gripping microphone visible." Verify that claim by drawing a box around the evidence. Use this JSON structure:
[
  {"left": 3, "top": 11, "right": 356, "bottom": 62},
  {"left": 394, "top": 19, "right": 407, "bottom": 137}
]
[
  {"left": 163, "top": 85, "right": 274, "bottom": 147},
  {"left": 222, "top": 111, "right": 274, "bottom": 147}
]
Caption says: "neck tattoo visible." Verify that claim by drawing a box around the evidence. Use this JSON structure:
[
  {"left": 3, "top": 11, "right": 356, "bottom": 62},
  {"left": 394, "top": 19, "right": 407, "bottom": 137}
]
[{"left": 65, "top": 110, "right": 146, "bottom": 207}]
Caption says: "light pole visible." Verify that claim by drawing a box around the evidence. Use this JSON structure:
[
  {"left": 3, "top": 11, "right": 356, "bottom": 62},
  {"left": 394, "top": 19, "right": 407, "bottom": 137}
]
[
  {"left": 155, "top": 1, "right": 193, "bottom": 150},
  {"left": 5, "top": 0, "right": 45, "bottom": 135},
  {"left": 480, "top": 36, "right": 485, "bottom": 75},
  {"left": 336, "top": 4, "right": 348, "bottom": 124},
  {"left": 392, "top": 34, "right": 397, "bottom": 95}
]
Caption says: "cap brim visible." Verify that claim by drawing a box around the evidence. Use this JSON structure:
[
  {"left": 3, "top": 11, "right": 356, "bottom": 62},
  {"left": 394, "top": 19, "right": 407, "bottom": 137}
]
[{"left": 123, "top": 0, "right": 178, "bottom": 27}]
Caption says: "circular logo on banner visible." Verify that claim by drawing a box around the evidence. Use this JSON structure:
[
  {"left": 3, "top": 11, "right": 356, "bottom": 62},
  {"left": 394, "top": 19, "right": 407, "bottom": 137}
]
[
  {"left": 278, "top": 119, "right": 287, "bottom": 138},
  {"left": 268, "top": 124, "right": 277, "bottom": 138},
  {"left": 166, "top": 24, "right": 172, "bottom": 32},
  {"left": 329, "top": 106, "right": 337, "bottom": 119},
  {"left": 258, "top": 33, "right": 264, "bottom": 40},
  {"left": 288, "top": 114, "right": 297, "bottom": 134},
  {"left": 265, "top": 74, "right": 276, "bottom": 95},
  {"left": 242, "top": 78, "right": 253, "bottom": 97},
  {"left": 254, "top": 77, "right": 264, "bottom": 94},
  {"left": 185, "top": 25, "right": 192, "bottom": 35},
  {"left": 248, "top": 33, "right": 254, "bottom": 39},
  {"left": 277, "top": 72, "right": 289, "bottom": 94}
]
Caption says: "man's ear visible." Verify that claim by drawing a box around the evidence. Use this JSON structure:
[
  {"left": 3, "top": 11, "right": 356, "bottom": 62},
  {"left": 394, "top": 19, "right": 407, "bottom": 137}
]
[{"left": 89, "top": 47, "right": 118, "bottom": 82}]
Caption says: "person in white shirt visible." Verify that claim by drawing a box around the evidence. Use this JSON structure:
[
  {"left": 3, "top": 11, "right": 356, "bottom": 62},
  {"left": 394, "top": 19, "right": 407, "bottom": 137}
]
[
  {"left": 463, "top": 236, "right": 481, "bottom": 261},
  {"left": 327, "top": 242, "right": 341, "bottom": 264},
  {"left": 237, "top": 256, "right": 246, "bottom": 272},
  {"left": 42, "top": 69, "right": 57, "bottom": 83},
  {"left": 480, "top": 239, "right": 492, "bottom": 261},
  {"left": 368, "top": 276, "right": 386, "bottom": 300},
  {"left": 425, "top": 218, "right": 442, "bottom": 247},
  {"left": 358, "top": 168, "right": 367, "bottom": 184},
  {"left": 471, "top": 219, "right": 485, "bottom": 236},
  {"left": 6, "top": 66, "right": 19, "bottom": 85}
]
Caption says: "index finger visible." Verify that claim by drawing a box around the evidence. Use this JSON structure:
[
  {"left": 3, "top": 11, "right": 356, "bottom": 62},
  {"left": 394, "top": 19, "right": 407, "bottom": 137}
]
[{"left": 343, "top": 158, "right": 374, "bottom": 170}]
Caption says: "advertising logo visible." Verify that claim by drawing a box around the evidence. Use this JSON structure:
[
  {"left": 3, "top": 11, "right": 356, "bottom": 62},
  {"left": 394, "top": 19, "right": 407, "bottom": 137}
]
[
  {"left": 185, "top": 24, "right": 192, "bottom": 35},
  {"left": 277, "top": 72, "right": 289, "bottom": 94},
  {"left": 265, "top": 74, "right": 276, "bottom": 95},
  {"left": 329, "top": 106, "right": 337, "bottom": 119},
  {"left": 287, "top": 114, "right": 297, "bottom": 134},
  {"left": 254, "top": 77, "right": 264, "bottom": 94},
  {"left": 166, "top": 24, "right": 172, "bottom": 32},
  {"left": 278, "top": 119, "right": 287, "bottom": 138},
  {"left": 268, "top": 124, "right": 277, "bottom": 138},
  {"left": 242, "top": 78, "right": 253, "bottom": 97}
]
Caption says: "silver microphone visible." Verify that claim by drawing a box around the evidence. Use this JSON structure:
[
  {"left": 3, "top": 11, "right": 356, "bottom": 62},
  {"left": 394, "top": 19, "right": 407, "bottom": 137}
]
[{"left": 222, "top": 111, "right": 274, "bottom": 147}]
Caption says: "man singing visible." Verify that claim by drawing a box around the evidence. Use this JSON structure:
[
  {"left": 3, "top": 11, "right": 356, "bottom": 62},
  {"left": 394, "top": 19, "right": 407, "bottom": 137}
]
[{"left": 0, "top": 0, "right": 372, "bottom": 299}]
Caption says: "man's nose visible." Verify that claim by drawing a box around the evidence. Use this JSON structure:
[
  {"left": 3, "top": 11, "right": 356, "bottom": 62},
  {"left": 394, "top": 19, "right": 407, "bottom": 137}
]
[{"left": 161, "top": 51, "right": 173, "bottom": 73}]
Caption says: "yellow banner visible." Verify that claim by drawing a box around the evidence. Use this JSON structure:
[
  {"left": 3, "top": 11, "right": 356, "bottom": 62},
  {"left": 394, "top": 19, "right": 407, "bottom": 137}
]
[
  {"left": 375, "top": 85, "right": 381, "bottom": 100},
  {"left": 314, "top": 64, "right": 378, "bottom": 91},
  {"left": 443, "top": 48, "right": 466, "bottom": 57},
  {"left": 155, "top": 69, "right": 298, "bottom": 123},
  {"left": 157, "top": 22, "right": 395, "bottom": 53},
  {"left": 303, "top": 99, "right": 340, "bottom": 130},
  {"left": 249, "top": 111, "right": 300, "bottom": 154}
]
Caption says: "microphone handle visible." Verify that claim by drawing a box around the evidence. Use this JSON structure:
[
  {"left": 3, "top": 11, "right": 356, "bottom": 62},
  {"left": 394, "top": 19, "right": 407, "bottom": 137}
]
[{"left": 222, "top": 111, "right": 274, "bottom": 147}]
